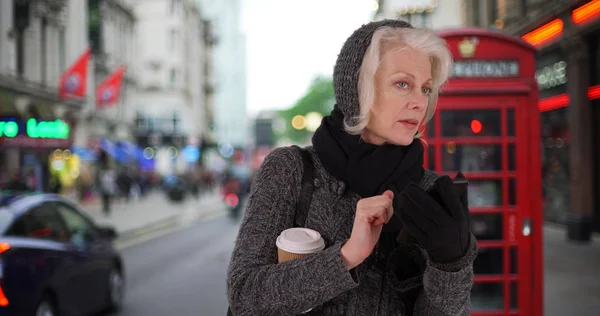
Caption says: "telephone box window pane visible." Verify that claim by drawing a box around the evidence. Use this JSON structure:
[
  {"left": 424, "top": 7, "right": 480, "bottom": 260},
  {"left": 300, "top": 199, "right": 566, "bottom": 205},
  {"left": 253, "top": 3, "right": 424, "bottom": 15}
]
[
  {"left": 510, "top": 247, "right": 518, "bottom": 274},
  {"left": 471, "top": 283, "right": 504, "bottom": 311},
  {"left": 510, "top": 282, "right": 518, "bottom": 309},
  {"left": 442, "top": 144, "right": 501, "bottom": 172},
  {"left": 507, "top": 109, "right": 515, "bottom": 137},
  {"left": 509, "top": 179, "right": 516, "bottom": 205},
  {"left": 474, "top": 248, "right": 504, "bottom": 274},
  {"left": 427, "top": 119, "right": 434, "bottom": 137},
  {"left": 441, "top": 110, "right": 501, "bottom": 137},
  {"left": 508, "top": 144, "right": 516, "bottom": 170},
  {"left": 471, "top": 213, "right": 503, "bottom": 240},
  {"left": 428, "top": 146, "right": 435, "bottom": 170},
  {"left": 469, "top": 180, "right": 502, "bottom": 207}
]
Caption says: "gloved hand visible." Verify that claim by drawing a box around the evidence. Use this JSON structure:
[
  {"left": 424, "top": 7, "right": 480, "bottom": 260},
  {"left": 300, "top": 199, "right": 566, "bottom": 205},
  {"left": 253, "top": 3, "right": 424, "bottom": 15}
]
[{"left": 398, "top": 176, "right": 471, "bottom": 264}]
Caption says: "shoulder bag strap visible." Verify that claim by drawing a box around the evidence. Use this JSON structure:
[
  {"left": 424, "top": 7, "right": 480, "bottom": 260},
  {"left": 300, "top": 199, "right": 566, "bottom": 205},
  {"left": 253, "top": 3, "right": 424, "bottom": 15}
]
[{"left": 292, "top": 146, "right": 315, "bottom": 228}]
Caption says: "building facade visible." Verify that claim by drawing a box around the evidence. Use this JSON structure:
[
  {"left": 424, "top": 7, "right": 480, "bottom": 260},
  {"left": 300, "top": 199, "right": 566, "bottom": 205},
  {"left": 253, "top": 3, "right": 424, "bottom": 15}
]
[
  {"left": 201, "top": 19, "right": 217, "bottom": 148},
  {"left": 65, "top": 0, "right": 91, "bottom": 149},
  {"left": 467, "top": 0, "right": 600, "bottom": 241},
  {"left": 197, "top": 0, "right": 248, "bottom": 149},
  {"left": 82, "top": 0, "right": 137, "bottom": 147},
  {"left": 463, "top": 0, "right": 511, "bottom": 30},
  {"left": 0, "top": 0, "right": 86, "bottom": 191},
  {"left": 375, "top": 0, "right": 465, "bottom": 29},
  {"left": 132, "top": 0, "right": 210, "bottom": 174}
]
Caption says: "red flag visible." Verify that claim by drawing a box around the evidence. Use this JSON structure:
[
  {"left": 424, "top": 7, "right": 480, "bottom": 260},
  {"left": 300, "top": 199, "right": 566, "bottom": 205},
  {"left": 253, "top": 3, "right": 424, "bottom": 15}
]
[
  {"left": 59, "top": 48, "right": 91, "bottom": 99},
  {"left": 96, "top": 65, "right": 126, "bottom": 108}
]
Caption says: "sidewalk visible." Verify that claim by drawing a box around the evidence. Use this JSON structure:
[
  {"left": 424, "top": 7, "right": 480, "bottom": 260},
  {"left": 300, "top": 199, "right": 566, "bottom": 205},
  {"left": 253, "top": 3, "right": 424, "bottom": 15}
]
[
  {"left": 543, "top": 224, "right": 600, "bottom": 315},
  {"left": 81, "top": 191, "right": 225, "bottom": 239}
]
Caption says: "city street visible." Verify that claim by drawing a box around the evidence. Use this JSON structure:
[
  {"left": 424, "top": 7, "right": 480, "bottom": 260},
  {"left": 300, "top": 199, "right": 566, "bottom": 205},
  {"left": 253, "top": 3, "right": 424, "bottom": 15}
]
[
  {"left": 4, "top": 1, "right": 600, "bottom": 316},
  {"left": 100, "top": 207, "right": 600, "bottom": 316},
  {"left": 105, "top": 205, "right": 241, "bottom": 316}
]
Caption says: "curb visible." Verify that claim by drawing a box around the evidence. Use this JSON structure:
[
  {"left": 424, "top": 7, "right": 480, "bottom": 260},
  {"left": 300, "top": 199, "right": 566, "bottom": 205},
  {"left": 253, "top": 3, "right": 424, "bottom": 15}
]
[
  {"left": 112, "top": 201, "right": 227, "bottom": 246},
  {"left": 115, "top": 214, "right": 180, "bottom": 243},
  {"left": 86, "top": 198, "right": 162, "bottom": 214},
  {"left": 190, "top": 206, "right": 227, "bottom": 223}
]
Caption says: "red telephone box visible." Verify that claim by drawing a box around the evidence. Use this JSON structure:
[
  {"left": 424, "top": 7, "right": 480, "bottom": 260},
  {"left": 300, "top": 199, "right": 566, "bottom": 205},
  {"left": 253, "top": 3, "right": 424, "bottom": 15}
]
[{"left": 424, "top": 29, "right": 543, "bottom": 316}]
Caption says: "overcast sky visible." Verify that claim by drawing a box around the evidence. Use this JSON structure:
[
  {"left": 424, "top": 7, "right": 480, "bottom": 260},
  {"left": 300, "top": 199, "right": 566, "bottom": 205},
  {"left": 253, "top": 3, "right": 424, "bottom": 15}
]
[{"left": 241, "top": 0, "right": 377, "bottom": 116}]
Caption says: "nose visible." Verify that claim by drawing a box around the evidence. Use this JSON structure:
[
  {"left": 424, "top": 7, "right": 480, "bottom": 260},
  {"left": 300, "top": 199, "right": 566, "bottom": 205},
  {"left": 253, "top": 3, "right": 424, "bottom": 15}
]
[{"left": 408, "top": 92, "right": 428, "bottom": 111}]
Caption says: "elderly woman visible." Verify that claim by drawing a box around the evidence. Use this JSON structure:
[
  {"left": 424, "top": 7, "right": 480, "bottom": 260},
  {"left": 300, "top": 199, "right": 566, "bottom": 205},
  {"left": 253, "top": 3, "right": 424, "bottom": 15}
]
[{"left": 227, "top": 20, "right": 477, "bottom": 316}]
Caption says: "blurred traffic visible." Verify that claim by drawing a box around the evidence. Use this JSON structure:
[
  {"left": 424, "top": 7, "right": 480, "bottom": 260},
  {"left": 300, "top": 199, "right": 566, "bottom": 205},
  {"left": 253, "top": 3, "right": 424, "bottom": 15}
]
[{"left": 0, "top": 193, "right": 123, "bottom": 316}]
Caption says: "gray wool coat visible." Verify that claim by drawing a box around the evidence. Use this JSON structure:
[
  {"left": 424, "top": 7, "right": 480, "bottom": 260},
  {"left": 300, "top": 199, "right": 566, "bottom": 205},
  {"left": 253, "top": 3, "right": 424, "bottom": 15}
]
[{"left": 227, "top": 146, "right": 478, "bottom": 316}]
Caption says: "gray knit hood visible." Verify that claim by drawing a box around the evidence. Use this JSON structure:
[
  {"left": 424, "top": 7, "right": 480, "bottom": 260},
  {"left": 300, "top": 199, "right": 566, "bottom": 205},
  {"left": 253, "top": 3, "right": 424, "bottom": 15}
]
[{"left": 333, "top": 19, "right": 413, "bottom": 124}]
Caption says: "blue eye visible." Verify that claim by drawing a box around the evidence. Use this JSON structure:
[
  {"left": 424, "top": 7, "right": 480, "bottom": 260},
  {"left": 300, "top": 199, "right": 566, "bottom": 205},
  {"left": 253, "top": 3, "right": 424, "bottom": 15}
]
[{"left": 397, "top": 82, "right": 409, "bottom": 88}]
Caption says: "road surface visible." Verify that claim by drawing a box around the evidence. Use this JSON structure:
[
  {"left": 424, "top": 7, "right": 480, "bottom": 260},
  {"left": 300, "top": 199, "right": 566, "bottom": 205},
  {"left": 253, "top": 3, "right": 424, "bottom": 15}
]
[{"left": 108, "top": 212, "right": 241, "bottom": 316}]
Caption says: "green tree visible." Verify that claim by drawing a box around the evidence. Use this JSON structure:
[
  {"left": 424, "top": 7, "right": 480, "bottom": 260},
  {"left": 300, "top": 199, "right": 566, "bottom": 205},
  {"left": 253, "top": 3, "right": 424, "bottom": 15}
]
[{"left": 277, "top": 76, "right": 335, "bottom": 144}]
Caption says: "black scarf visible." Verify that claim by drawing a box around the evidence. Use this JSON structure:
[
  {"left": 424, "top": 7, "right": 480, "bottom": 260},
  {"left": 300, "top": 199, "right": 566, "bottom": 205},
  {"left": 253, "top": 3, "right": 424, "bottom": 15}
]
[{"left": 312, "top": 106, "right": 425, "bottom": 233}]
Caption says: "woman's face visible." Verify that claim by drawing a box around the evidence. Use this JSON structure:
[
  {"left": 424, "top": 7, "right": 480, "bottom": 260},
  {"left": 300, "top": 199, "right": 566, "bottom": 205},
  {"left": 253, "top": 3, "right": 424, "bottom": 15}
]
[{"left": 362, "top": 45, "right": 432, "bottom": 146}]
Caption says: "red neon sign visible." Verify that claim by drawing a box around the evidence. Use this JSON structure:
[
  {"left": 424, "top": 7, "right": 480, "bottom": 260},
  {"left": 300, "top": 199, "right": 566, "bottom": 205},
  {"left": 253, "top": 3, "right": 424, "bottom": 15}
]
[
  {"left": 538, "top": 85, "right": 600, "bottom": 112},
  {"left": 572, "top": 0, "right": 600, "bottom": 24},
  {"left": 521, "top": 1, "right": 600, "bottom": 46},
  {"left": 522, "top": 19, "right": 564, "bottom": 47}
]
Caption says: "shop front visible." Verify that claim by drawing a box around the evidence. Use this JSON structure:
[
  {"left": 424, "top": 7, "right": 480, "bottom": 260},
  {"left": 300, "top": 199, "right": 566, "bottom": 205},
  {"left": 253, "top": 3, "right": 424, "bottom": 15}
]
[
  {"left": 0, "top": 67, "right": 85, "bottom": 193},
  {"left": 589, "top": 31, "right": 600, "bottom": 232},
  {"left": 135, "top": 132, "right": 198, "bottom": 175},
  {"left": 536, "top": 49, "right": 571, "bottom": 225},
  {"left": 516, "top": 0, "right": 600, "bottom": 239},
  {"left": 0, "top": 116, "right": 74, "bottom": 192}
]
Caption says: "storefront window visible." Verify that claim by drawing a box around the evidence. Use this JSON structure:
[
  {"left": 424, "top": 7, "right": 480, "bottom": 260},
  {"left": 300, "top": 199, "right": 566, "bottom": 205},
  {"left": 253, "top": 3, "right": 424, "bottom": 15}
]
[{"left": 540, "top": 107, "right": 570, "bottom": 224}]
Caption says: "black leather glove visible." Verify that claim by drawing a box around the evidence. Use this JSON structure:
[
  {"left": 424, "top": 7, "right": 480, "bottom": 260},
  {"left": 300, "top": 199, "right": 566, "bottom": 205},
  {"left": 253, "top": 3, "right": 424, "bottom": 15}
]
[{"left": 398, "top": 176, "right": 471, "bottom": 264}]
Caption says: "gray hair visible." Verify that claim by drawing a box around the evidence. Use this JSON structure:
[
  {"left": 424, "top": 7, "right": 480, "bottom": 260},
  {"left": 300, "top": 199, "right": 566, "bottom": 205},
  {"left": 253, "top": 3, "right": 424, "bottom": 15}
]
[{"left": 345, "top": 26, "right": 453, "bottom": 138}]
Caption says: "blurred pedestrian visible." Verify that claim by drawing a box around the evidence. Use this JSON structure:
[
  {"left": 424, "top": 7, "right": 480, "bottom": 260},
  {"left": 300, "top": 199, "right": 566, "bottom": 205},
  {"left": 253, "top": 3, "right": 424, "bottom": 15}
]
[
  {"left": 48, "top": 173, "right": 62, "bottom": 194},
  {"left": 25, "top": 169, "right": 38, "bottom": 192},
  {"left": 5, "top": 171, "right": 29, "bottom": 192},
  {"left": 116, "top": 169, "right": 133, "bottom": 202},
  {"left": 96, "top": 151, "right": 117, "bottom": 216},
  {"left": 227, "top": 20, "right": 477, "bottom": 315}
]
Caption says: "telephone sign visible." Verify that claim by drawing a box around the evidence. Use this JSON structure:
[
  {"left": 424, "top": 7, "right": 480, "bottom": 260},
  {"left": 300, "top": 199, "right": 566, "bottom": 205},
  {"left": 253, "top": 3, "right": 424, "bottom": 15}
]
[{"left": 452, "top": 60, "right": 520, "bottom": 78}]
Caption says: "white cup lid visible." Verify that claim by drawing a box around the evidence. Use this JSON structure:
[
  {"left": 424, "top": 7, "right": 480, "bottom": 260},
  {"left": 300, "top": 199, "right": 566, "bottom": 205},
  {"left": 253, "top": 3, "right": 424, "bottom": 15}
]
[{"left": 276, "top": 228, "right": 325, "bottom": 254}]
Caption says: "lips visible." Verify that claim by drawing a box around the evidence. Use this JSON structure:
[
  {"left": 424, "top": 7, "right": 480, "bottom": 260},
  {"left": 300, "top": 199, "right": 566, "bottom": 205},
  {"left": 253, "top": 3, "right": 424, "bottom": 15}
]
[{"left": 399, "top": 119, "right": 418, "bottom": 129}]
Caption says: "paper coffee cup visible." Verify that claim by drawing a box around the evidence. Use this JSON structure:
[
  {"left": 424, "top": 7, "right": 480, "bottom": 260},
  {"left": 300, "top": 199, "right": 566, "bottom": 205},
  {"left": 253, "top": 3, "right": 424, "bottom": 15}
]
[{"left": 276, "top": 228, "right": 325, "bottom": 263}]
